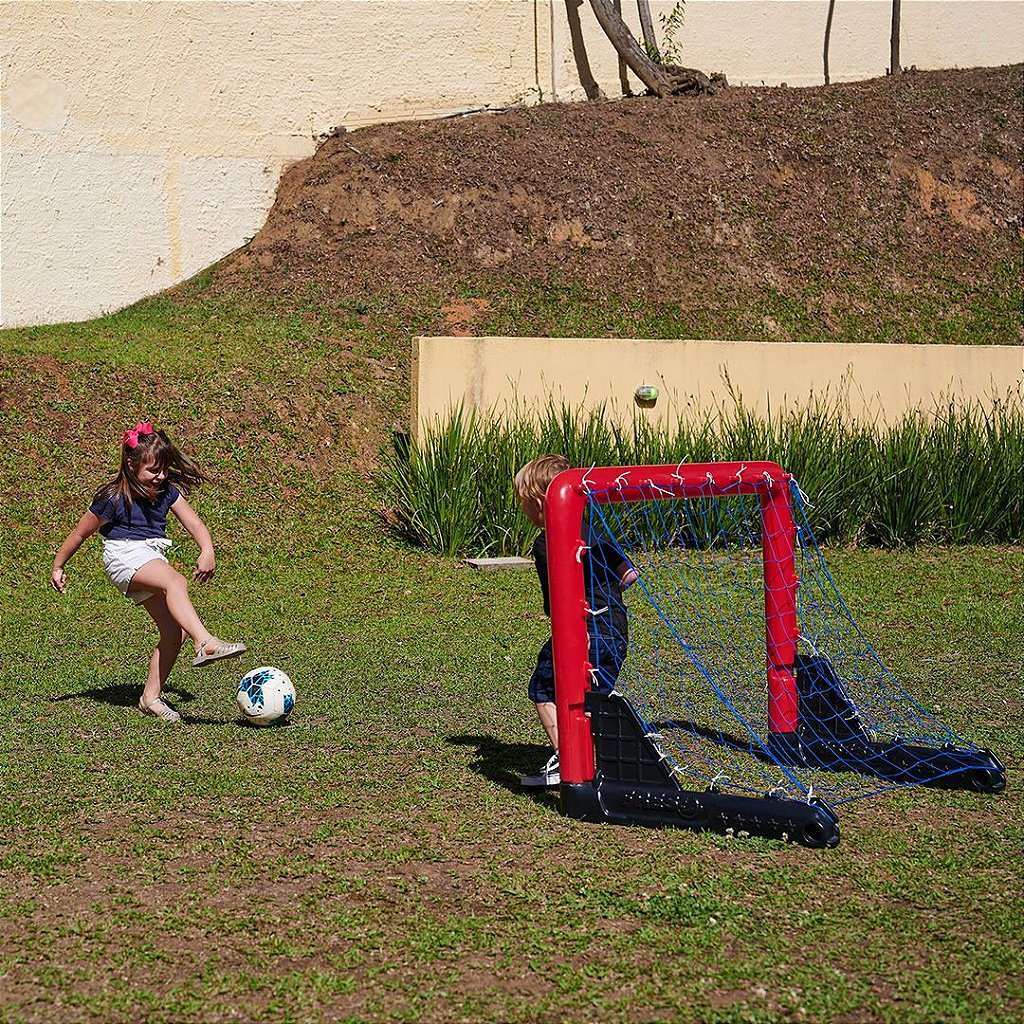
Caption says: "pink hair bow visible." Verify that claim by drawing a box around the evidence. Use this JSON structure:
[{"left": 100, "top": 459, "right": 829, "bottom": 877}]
[{"left": 123, "top": 422, "right": 153, "bottom": 448}]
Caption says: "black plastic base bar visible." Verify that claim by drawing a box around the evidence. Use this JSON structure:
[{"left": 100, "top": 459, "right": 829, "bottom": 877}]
[
  {"left": 577, "top": 690, "right": 840, "bottom": 848},
  {"left": 765, "top": 731, "right": 1007, "bottom": 793},
  {"left": 783, "top": 653, "right": 1007, "bottom": 792},
  {"left": 561, "top": 778, "right": 840, "bottom": 849}
]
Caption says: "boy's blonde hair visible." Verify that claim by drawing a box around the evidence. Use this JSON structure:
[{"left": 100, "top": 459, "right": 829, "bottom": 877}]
[{"left": 514, "top": 454, "right": 570, "bottom": 503}]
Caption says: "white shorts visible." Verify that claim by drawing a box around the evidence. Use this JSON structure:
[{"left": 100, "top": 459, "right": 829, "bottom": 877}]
[{"left": 102, "top": 538, "right": 173, "bottom": 604}]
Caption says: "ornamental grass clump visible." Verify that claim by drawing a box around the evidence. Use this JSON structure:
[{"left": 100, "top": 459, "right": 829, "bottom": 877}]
[
  {"left": 383, "top": 391, "right": 1023, "bottom": 557},
  {"left": 927, "top": 396, "right": 1024, "bottom": 543}
]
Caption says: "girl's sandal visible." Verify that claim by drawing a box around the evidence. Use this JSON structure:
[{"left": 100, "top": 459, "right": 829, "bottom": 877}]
[
  {"left": 192, "top": 638, "right": 247, "bottom": 668},
  {"left": 139, "top": 697, "right": 182, "bottom": 723}
]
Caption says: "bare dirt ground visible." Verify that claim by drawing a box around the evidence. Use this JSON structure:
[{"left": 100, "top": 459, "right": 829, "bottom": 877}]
[{"left": 219, "top": 64, "right": 1022, "bottom": 336}]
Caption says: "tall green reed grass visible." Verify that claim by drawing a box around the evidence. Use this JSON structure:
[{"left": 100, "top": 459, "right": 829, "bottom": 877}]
[{"left": 381, "top": 392, "right": 1024, "bottom": 557}]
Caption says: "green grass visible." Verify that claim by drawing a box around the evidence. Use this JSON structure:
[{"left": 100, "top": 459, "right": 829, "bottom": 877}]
[
  {"left": 440, "top": 254, "right": 1022, "bottom": 345},
  {"left": 1, "top": 292, "right": 1021, "bottom": 1023}
]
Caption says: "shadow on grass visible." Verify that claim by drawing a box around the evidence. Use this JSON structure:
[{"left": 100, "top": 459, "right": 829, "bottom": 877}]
[
  {"left": 51, "top": 681, "right": 197, "bottom": 708},
  {"left": 448, "top": 734, "right": 560, "bottom": 804},
  {"left": 49, "top": 682, "right": 249, "bottom": 728}
]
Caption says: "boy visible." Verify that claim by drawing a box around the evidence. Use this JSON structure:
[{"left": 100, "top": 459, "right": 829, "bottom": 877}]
[{"left": 514, "top": 455, "right": 636, "bottom": 788}]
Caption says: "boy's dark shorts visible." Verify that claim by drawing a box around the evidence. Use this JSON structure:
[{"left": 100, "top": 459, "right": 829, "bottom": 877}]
[{"left": 528, "top": 635, "right": 628, "bottom": 704}]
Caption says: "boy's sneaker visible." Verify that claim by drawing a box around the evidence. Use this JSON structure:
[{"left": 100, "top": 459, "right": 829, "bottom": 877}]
[{"left": 521, "top": 751, "right": 560, "bottom": 788}]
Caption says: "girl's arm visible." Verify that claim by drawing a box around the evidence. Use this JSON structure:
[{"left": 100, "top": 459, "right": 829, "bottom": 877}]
[
  {"left": 51, "top": 510, "right": 105, "bottom": 593},
  {"left": 170, "top": 494, "right": 216, "bottom": 582}
]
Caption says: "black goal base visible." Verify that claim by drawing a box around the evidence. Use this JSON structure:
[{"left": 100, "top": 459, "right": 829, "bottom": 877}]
[
  {"left": 778, "top": 654, "right": 1008, "bottom": 793},
  {"left": 569, "top": 690, "right": 840, "bottom": 849},
  {"left": 764, "top": 731, "right": 1007, "bottom": 793},
  {"left": 561, "top": 778, "right": 840, "bottom": 849}
]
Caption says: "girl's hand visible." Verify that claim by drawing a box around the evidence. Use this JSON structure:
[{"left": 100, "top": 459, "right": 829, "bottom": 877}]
[
  {"left": 170, "top": 496, "right": 217, "bottom": 584},
  {"left": 194, "top": 550, "right": 216, "bottom": 583},
  {"left": 50, "top": 511, "right": 103, "bottom": 596}
]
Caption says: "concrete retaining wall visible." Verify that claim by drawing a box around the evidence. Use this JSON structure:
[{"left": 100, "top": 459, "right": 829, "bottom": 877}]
[{"left": 413, "top": 335, "right": 1024, "bottom": 441}]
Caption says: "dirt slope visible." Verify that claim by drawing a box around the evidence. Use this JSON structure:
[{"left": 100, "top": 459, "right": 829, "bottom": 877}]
[{"left": 217, "top": 64, "right": 1021, "bottom": 342}]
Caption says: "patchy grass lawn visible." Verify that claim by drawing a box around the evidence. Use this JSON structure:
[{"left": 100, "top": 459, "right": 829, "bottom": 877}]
[{"left": 1, "top": 296, "right": 1020, "bottom": 1023}]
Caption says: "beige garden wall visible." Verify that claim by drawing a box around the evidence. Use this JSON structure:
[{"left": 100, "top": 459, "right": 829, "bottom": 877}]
[
  {"left": 412, "top": 336, "right": 1024, "bottom": 441},
  {"left": 2, "top": 1, "right": 1022, "bottom": 328}
]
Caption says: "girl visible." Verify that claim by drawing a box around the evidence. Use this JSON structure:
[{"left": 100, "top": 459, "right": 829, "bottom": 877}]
[{"left": 51, "top": 422, "right": 246, "bottom": 722}]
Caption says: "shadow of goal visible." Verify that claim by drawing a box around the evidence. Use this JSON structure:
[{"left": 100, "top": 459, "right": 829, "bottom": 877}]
[{"left": 544, "top": 461, "right": 1005, "bottom": 849}]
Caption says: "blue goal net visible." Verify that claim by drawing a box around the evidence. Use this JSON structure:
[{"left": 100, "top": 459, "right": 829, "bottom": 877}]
[{"left": 584, "top": 479, "right": 1001, "bottom": 807}]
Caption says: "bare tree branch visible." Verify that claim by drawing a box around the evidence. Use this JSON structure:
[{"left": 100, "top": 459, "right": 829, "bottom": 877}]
[
  {"left": 637, "top": 0, "right": 657, "bottom": 56},
  {"left": 824, "top": 0, "right": 836, "bottom": 85},
  {"left": 588, "top": 0, "right": 718, "bottom": 96}
]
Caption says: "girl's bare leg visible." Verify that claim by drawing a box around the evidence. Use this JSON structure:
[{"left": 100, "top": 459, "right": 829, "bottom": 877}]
[
  {"left": 139, "top": 592, "right": 185, "bottom": 706},
  {"left": 129, "top": 559, "right": 218, "bottom": 651}
]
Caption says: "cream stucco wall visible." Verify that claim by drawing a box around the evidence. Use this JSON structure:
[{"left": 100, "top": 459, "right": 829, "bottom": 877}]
[
  {"left": 2, "top": 1, "right": 1022, "bottom": 328},
  {"left": 412, "top": 336, "right": 1024, "bottom": 441}
]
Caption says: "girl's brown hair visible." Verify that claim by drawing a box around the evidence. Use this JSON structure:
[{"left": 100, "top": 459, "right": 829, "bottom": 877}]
[{"left": 92, "top": 427, "right": 206, "bottom": 510}]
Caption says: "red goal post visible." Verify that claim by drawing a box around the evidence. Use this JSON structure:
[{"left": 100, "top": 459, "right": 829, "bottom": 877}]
[{"left": 544, "top": 461, "right": 800, "bottom": 785}]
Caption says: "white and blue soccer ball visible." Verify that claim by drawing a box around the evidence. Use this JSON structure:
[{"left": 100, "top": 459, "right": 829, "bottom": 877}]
[{"left": 237, "top": 666, "right": 295, "bottom": 726}]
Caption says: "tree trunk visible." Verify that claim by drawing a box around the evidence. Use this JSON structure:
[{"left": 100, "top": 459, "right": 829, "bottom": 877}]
[
  {"left": 636, "top": 0, "right": 657, "bottom": 56},
  {"left": 588, "top": 0, "right": 717, "bottom": 96},
  {"left": 823, "top": 0, "right": 836, "bottom": 85},
  {"left": 890, "top": 0, "right": 902, "bottom": 75}
]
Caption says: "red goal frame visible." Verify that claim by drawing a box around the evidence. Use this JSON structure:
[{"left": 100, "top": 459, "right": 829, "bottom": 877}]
[{"left": 544, "top": 461, "right": 799, "bottom": 785}]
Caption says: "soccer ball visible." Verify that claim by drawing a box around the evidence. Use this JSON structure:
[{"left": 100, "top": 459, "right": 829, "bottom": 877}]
[{"left": 237, "top": 666, "right": 295, "bottom": 726}]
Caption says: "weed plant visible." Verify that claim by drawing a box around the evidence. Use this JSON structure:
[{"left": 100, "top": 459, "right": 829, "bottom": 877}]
[{"left": 383, "top": 393, "right": 1024, "bottom": 557}]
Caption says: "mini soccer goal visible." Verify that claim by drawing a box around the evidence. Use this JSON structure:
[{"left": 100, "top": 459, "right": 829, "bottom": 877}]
[{"left": 545, "top": 461, "right": 1005, "bottom": 848}]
